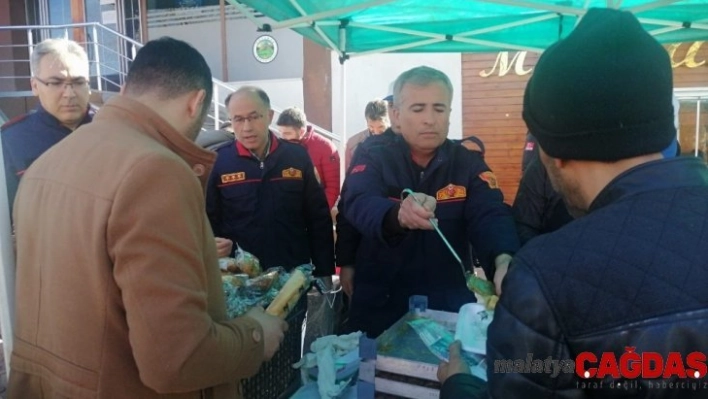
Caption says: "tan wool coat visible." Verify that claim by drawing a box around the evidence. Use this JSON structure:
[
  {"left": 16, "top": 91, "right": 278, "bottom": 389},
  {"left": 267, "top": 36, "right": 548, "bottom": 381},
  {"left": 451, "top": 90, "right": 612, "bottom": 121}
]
[{"left": 9, "top": 96, "right": 264, "bottom": 399}]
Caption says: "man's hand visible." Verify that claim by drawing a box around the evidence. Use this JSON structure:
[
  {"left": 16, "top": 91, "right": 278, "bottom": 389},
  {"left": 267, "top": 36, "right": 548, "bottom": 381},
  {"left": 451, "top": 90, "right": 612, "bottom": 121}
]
[
  {"left": 398, "top": 192, "right": 436, "bottom": 230},
  {"left": 437, "top": 340, "right": 471, "bottom": 385},
  {"left": 340, "top": 266, "right": 355, "bottom": 298},
  {"left": 215, "top": 237, "right": 233, "bottom": 258},
  {"left": 245, "top": 306, "right": 289, "bottom": 360},
  {"left": 493, "top": 253, "right": 513, "bottom": 295}
]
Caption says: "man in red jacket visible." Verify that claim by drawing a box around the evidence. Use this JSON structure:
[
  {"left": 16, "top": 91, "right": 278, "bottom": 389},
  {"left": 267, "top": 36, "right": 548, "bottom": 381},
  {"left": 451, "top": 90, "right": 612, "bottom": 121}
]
[{"left": 277, "top": 107, "right": 340, "bottom": 209}]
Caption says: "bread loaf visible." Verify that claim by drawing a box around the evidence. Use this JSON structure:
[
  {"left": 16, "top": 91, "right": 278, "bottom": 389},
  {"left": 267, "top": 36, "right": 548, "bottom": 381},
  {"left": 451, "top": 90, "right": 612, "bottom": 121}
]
[{"left": 266, "top": 269, "right": 307, "bottom": 318}]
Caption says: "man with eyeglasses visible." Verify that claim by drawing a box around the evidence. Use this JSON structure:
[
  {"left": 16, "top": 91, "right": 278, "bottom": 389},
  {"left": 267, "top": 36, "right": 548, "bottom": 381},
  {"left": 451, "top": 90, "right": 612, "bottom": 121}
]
[
  {"left": 206, "top": 86, "right": 334, "bottom": 280},
  {"left": 1, "top": 38, "right": 93, "bottom": 211},
  {"left": 10, "top": 37, "right": 287, "bottom": 399}
]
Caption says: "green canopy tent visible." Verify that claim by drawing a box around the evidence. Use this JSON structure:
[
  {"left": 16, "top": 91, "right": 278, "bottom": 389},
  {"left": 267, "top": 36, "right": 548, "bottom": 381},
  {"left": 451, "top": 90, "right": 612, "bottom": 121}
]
[
  {"left": 226, "top": 0, "right": 708, "bottom": 178},
  {"left": 228, "top": 0, "right": 708, "bottom": 60}
]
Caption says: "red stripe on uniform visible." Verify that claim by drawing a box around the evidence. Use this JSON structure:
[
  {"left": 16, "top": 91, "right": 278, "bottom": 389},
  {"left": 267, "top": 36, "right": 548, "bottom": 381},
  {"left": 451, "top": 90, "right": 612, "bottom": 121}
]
[
  {"left": 217, "top": 178, "right": 260, "bottom": 188},
  {"left": 437, "top": 198, "right": 466, "bottom": 204},
  {"left": 269, "top": 177, "right": 302, "bottom": 182}
]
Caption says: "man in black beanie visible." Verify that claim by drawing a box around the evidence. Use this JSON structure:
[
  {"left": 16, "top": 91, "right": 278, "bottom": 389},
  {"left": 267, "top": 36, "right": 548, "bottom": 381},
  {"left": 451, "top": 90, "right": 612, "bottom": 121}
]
[{"left": 438, "top": 8, "right": 708, "bottom": 398}]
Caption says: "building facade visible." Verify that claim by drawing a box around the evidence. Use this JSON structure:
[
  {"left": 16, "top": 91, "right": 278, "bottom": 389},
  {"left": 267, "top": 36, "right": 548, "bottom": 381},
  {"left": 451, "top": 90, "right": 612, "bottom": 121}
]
[
  {"left": 2, "top": 1, "right": 706, "bottom": 201},
  {"left": 463, "top": 43, "right": 708, "bottom": 201}
]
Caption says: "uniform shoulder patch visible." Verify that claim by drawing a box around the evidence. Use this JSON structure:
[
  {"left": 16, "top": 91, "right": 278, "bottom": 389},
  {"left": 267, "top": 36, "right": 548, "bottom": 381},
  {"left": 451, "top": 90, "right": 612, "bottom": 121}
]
[
  {"left": 282, "top": 167, "right": 303, "bottom": 179},
  {"left": 350, "top": 164, "right": 366, "bottom": 174},
  {"left": 436, "top": 184, "right": 467, "bottom": 201},
  {"left": 525, "top": 141, "right": 535, "bottom": 151},
  {"left": 1, "top": 113, "right": 29, "bottom": 131},
  {"left": 221, "top": 172, "right": 245, "bottom": 184},
  {"left": 478, "top": 171, "right": 499, "bottom": 189}
]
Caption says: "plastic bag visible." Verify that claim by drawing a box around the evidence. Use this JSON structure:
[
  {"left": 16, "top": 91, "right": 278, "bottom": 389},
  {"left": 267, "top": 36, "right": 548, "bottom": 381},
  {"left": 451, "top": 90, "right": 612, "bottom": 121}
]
[
  {"left": 233, "top": 244, "right": 262, "bottom": 277},
  {"left": 222, "top": 265, "right": 313, "bottom": 319},
  {"left": 218, "top": 257, "right": 239, "bottom": 273},
  {"left": 303, "top": 277, "right": 342, "bottom": 353},
  {"left": 454, "top": 303, "right": 493, "bottom": 355},
  {"left": 292, "top": 332, "right": 362, "bottom": 399},
  {"left": 222, "top": 267, "right": 286, "bottom": 318}
]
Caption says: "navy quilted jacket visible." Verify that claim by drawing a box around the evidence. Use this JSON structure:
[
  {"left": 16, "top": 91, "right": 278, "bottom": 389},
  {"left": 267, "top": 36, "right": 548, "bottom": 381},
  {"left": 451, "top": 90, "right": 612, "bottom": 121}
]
[{"left": 444, "top": 157, "right": 708, "bottom": 398}]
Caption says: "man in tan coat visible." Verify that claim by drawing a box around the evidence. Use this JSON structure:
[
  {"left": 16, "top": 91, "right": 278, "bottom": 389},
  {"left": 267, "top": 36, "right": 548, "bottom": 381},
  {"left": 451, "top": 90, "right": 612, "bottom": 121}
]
[{"left": 9, "top": 37, "right": 287, "bottom": 399}]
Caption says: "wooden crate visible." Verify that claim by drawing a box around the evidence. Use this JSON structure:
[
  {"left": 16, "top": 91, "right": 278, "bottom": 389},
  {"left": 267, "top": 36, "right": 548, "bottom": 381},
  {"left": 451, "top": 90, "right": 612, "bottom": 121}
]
[{"left": 358, "top": 309, "right": 460, "bottom": 399}]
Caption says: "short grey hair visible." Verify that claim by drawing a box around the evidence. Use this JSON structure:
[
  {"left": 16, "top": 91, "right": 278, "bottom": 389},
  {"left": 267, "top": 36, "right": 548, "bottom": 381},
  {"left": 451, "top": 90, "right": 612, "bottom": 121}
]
[
  {"left": 30, "top": 38, "right": 89, "bottom": 77},
  {"left": 392, "top": 66, "right": 453, "bottom": 107}
]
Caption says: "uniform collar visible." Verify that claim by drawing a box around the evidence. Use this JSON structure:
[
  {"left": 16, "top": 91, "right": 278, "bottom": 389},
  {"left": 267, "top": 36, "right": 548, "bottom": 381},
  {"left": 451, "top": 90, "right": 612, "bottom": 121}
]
[
  {"left": 35, "top": 103, "right": 94, "bottom": 131},
  {"left": 235, "top": 130, "right": 280, "bottom": 158},
  {"left": 395, "top": 134, "right": 450, "bottom": 167},
  {"left": 95, "top": 96, "right": 216, "bottom": 187},
  {"left": 590, "top": 157, "right": 708, "bottom": 212}
]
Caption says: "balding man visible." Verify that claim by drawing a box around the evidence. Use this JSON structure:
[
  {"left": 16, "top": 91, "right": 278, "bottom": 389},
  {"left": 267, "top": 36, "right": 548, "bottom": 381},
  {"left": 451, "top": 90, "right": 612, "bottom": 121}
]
[{"left": 206, "top": 87, "right": 334, "bottom": 280}]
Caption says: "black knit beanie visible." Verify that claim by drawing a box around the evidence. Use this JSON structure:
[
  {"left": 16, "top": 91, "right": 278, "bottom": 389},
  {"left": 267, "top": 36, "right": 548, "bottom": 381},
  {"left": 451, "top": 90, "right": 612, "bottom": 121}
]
[{"left": 523, "top": 8, "right": 675, "bottom": 161}]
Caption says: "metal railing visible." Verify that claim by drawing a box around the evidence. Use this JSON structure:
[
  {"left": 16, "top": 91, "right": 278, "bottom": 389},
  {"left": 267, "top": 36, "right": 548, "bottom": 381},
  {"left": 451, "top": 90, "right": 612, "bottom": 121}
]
[
  {"left": 0, "top": 22, "right": 139, "bottom": 93},
  {"left": 0, "top": 22, "right": 340, "bottom": 143}
]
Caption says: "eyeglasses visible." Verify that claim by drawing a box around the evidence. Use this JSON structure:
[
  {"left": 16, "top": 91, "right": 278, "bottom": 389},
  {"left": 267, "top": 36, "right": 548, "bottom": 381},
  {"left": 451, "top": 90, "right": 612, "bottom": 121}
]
[
  {"left": 231, "top": 113, "right": 264, "bottom": 126},
  {"left": 34, "top": 76, "right": 89, "bottom": 91}
]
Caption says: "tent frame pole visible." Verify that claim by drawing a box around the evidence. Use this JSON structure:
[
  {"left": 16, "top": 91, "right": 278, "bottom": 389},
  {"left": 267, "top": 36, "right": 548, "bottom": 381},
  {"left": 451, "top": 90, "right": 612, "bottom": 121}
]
[
  {"left": 287, "top": 0, "right": 344, "bottom": 58},
  {"left": 350, "top": 39, "right": 445, "bottom": 57},
  {"left": 453, "top": 37, "right": 544, "bottom": 53},
  {"left": 476, "top": 0, "right": 588, "bottom": 15},
  {"left": 576, "top": 0, "right": 592, "bottom": 26},
  {"left": 224, "top": 0, "right": 266, "bottom": 30},
  {"left": 456, "top": 14, "right": 558, "bottom": 37},
  {"left": 0, "top": 135, "right": 16, "bottom": 377},
  {"left": 639, "top": 17, "right": 708, "bottom": 30},
  {"left": 338, "top": 24, "right": 348, "bottom": 186},
  {"left": 347, "top": 22, "right": 445, "bottom": 40},
  {"left": 627, "top": 0, "right": 682, "bottom": 14},
  {"left": 271, "top": 0, "right": 396, "bottom": 30}
]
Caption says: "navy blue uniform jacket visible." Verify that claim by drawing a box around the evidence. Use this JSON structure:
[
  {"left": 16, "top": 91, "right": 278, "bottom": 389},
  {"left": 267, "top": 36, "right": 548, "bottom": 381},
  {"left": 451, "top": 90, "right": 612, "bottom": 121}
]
[
  {"left": 341, "top": 134, "right": 519, "bottom": 336},
  {"left": 1, "top": 105, "right": 93, "bottom": 210},
  {"left": 206, "top": 132, "right": 334, "bottom": 277}
]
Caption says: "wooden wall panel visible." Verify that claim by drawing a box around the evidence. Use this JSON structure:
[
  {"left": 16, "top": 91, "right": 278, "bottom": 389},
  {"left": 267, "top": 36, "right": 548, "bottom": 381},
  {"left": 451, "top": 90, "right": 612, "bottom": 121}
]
[
  {"left": 461, "top": 41, "right": 708, "bottom": 204},
  {"left": 461, "top": 51, "right": 538, "bottom": 203}
]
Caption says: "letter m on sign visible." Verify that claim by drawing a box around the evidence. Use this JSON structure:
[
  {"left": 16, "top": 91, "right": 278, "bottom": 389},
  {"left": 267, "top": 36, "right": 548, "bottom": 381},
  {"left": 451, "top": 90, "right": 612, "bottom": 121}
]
[{"left": 480, "top": 51, "right": 534, "bottom": 77}]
